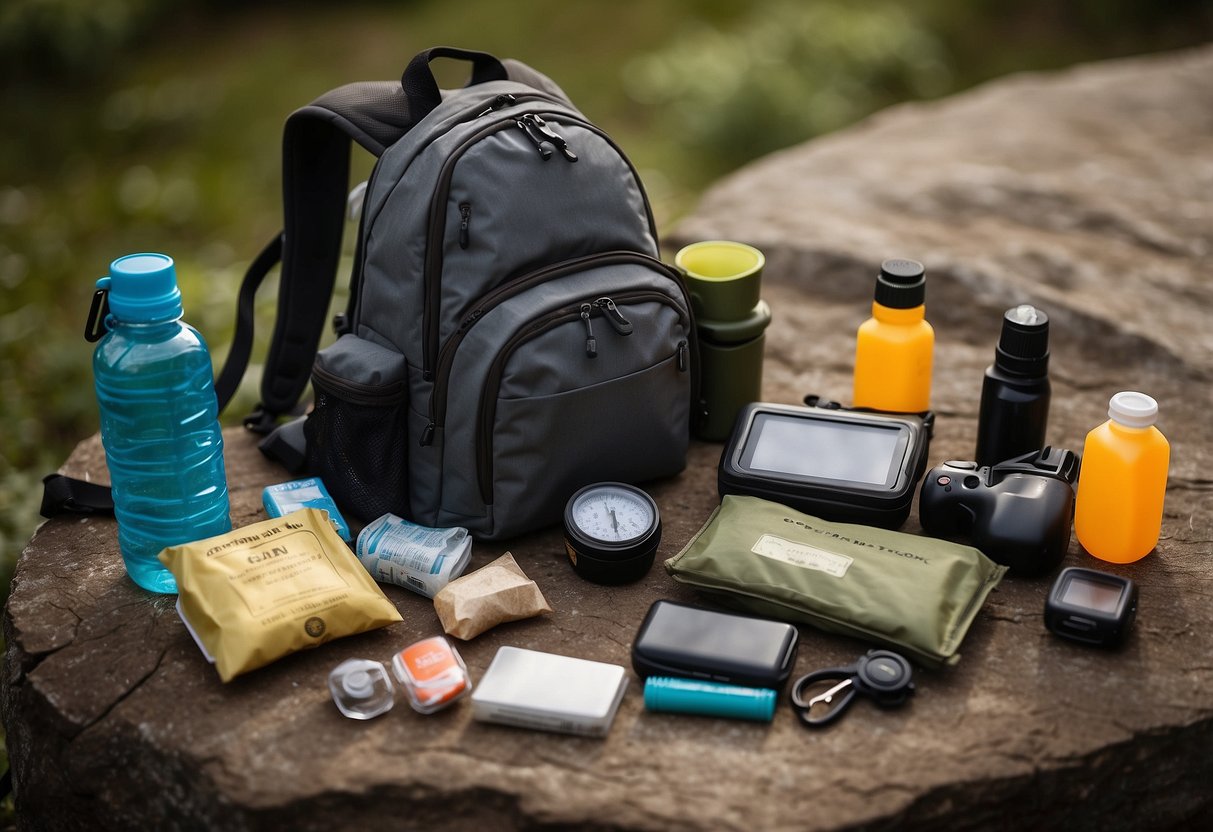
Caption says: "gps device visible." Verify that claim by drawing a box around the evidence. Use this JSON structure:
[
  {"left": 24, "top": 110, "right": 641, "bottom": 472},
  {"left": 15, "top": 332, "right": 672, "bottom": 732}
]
[
  {"left": 718, "top": 401, "right": 931, "bottom": 528},
  {"left": 1045, "top": 567, "right": 1137, "bottom": 646}
]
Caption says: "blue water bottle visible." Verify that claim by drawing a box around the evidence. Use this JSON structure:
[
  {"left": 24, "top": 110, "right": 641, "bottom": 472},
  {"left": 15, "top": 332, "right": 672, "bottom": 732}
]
[{"left": 91, "top": 253, "right": 231, "bottom": 593}]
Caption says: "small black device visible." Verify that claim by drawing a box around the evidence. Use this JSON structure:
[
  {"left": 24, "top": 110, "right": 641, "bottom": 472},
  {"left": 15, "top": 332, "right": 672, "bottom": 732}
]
[
  {"left": 563, "top": 482, "right": 662, "bottom": 585},
  {"left": 631, "top": 600, "right": 799, "bottom": 689},
  {"left": 919, "top": 447, "right": 1078, "bottom": 576},
  {"left": 1045, "top": 567, "right": 1138, "bottom": 646},
  {"left": 718, "top": 400, "right": 932, "bottom": 529}
]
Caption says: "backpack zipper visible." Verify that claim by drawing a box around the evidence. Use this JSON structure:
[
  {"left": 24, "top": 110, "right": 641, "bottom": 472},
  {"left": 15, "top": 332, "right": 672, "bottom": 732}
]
[
  {"left": 420, "top": 251, "right": 687, "bottom": 445},
  {"left": 349, "top": 90, "right": 558, "bottom": 331},
  {"left": 583, "top": 297, "right": 634, "bottom": 355},
  {"left": 419, "top": 113, "right": 658, "bottom": 378},
  {"left": 474, "top": 291, "right": 689, "bottom": 503},
  {"left": 580, "top": 303, "right": 596, "bottom": 357},
  {"left": 312, "top": 361, "right": 406, "bottom": 406},
  {"left": 458, "top": 203, "right": 472, "bottom": 249},
  {"left": 476, "top": 93, "right": 518, "bottom": 117},
  {"left": 596, "top": 297, "right": 632, "bottom": 334},
  {"left": 346, "top": 160, "right": 385, "bottom": 329},
  {"left": 517, "top": 114, "right": 578, "bottom": 162}
]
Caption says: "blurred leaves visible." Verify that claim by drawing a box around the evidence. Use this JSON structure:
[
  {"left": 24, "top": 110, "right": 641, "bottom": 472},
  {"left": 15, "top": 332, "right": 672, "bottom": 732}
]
[
  {"left": 0, "top": 0, "right": 178, "bottom": 77},
  {"left": 624, "top": 2, "right": 951, "bottom": 175}
]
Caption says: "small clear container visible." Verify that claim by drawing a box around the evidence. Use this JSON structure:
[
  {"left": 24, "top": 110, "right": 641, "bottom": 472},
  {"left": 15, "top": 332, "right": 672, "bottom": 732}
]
[
  {"left": 329, "top": 658, "right": 395, "bottom": 720},
  {"left": 392, "top": 636, "right": 472, "bottom": 714}
]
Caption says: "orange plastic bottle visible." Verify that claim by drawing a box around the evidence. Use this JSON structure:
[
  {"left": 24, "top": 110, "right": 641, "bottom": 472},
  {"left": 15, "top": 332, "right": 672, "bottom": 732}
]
[
  {"left": 1075, "top": 391, "right": 1170, "bottom": 563},
  {"left": 853, "top": 259, "right": 934, "bottom": 412}
]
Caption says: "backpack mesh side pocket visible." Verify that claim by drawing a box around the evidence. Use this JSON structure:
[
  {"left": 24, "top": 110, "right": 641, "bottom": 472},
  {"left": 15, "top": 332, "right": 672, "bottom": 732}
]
[{"left": 304, "top": 335, "right": 408, "bottom": 522}]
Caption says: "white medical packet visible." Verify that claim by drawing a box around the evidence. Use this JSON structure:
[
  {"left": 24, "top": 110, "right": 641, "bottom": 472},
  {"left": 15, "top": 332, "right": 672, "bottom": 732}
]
[{"left": 355, "top": 513, "right": 473, "bottom": 598}]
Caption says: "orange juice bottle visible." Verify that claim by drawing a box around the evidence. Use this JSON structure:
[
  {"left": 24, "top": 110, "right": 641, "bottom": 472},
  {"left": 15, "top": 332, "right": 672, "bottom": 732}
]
[
  {"left": 853, "top": 259, "right": 934, "bottom": 412},
  {"left": 1075, "top": 391, "right": 1170, "bottom": 563}
]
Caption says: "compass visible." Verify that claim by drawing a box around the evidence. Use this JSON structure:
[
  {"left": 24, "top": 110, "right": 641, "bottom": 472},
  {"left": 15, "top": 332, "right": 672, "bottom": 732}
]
[{"left": 562, "top": 482, "right": 662, "bottom": 585}]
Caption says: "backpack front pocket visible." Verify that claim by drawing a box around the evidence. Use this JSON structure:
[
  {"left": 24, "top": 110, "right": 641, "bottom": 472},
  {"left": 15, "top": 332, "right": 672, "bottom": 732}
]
[
  {"left": 419, "top": 253, "right": 694, "bottom": 538},
  {"left": 484, "top": 343, "right": 690, "bottom": 538},
  {"left": 439, "top": 291, "right": 690, "bottom": 537},
  {"left": 305, "top": 334, "right": 408, "bottom": 523}
]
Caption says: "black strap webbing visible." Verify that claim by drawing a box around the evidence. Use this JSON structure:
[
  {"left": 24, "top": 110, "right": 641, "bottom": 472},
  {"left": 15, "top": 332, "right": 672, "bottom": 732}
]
[
  {"left": 256, "top": 81, "right": 418, "bottom": 423},
  {"left": 40, "top": 474, "right": 114, "bottom": 518},
  {"left": 213, "top": 232, "right": 283, "bottom": 414},
  {"left": 402, "top": 47, "right": 507, "bottom": 124}
]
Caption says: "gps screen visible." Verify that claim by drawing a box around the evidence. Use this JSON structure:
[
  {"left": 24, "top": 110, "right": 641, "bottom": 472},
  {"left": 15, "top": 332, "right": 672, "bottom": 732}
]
[{"left": 742, "top": 413, "right": 906, "bottom": 486}]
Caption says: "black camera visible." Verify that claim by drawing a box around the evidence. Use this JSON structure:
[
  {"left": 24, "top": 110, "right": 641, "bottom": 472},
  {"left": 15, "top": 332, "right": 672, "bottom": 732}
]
[{"left": 919, "top": 447, "right": 1078, "bottom": 576}]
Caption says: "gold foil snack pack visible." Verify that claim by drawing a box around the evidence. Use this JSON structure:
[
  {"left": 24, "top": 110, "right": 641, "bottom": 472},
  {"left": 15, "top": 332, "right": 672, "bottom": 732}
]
[{"left": 159, "top": 508, "right": 402, "bottom": 682}]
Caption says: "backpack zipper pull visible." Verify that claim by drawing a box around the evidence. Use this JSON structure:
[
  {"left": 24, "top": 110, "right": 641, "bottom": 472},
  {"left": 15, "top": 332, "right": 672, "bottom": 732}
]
[
  {"left": 529, "top": 114, "right": 578, "bottom": 162},
  {"left": 476, "top": 93, "right": 517, "bottom": 117},
  {"left": 517, "top": 118, "right": 553, "bottom": 160},
  {"left": 595, "top": 297, "right": 633, "bottom": 335},
  {"left": 580, "top": 303, "right": 597, "bottom": 358},
  {"left": 420, "top": 422, "right": 435, "bottom": 446},
  {"left": 678, "top": 340, "right": 688, "bottom": 372},
  {"left": 458, "top": 203, "right": 472, "bottom": 249}
]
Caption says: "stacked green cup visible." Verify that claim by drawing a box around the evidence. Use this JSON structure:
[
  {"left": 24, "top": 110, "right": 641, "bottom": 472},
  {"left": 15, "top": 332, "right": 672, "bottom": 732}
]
[{"left": 675, "top": 241, "right": 772, "bottom": 441}]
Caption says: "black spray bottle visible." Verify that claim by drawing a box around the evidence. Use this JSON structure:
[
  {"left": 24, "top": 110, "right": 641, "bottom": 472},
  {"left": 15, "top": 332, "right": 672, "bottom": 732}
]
[{"left": 975, "top": 305, "right": 1051, "bottom": 466}]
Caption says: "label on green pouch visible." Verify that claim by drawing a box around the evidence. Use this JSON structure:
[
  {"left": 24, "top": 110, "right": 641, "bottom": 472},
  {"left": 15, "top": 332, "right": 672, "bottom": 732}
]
[{"left": 751, "top": 534, "right": 853, "bottom": 577}]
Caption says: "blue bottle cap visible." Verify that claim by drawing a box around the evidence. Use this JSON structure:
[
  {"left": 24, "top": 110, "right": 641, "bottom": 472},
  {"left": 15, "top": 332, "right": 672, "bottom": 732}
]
[{"left": 99, "top": 253, "right": 183, "bottom": 323}]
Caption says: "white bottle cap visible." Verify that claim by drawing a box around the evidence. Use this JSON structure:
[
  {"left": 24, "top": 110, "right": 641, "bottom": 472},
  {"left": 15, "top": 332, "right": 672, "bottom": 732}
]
[
  {"left": 1108, "top": 391, "right": 1158, "bottom": 428},
  {"left": 342, "top": 669, "right": 374, "bottom": 699}
]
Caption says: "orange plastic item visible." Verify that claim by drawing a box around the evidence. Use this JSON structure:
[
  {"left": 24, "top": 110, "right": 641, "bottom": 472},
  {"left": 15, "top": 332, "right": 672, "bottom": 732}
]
[
  {"left": 1075, "top": 392, "right": 1170, "bottom": 563},
  {"left": 392, "top": 636, "right": 472, "bottom": 714},
  {"left": 853, "top": 260, "right": 934, "bottom": 413},
  {"left": 853, "top": 302, "right": 934, "bottom": 413}
]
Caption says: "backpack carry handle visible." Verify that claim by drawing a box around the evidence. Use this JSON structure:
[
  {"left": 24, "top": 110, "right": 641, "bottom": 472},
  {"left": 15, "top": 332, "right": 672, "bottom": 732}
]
[{"left": 402, "top": 47, "right": 509, "bottom": 126}]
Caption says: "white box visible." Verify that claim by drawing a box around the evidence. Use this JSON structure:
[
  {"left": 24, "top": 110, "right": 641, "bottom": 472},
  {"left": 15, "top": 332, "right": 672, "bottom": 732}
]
[{"left": 471, "top": 646, "right": 628, "bottom": 737}]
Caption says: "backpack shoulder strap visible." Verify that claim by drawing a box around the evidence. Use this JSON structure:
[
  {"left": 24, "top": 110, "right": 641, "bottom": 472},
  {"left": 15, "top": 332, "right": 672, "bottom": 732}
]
[{"left": 249, "top": 81, "right": 417, "bottom": 429}]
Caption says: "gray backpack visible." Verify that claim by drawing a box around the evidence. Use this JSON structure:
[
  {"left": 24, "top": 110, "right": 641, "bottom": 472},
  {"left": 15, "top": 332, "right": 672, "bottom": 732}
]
[{"left": 215, "top": 47, "right": 696, "bottom": 540}]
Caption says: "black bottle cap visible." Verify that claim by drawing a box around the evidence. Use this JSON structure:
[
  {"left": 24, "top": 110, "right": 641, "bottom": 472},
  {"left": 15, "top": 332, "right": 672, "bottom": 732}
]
[
  {"left": 994, "top": 304, "right": 1050, "bottom": 377},
  {"left": 873, "top": 259, "right": 926, "bottom": 309}
]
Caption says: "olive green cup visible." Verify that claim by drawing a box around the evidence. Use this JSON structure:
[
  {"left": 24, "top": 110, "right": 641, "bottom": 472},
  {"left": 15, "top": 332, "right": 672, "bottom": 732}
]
[{"left": 675, "top": 241, "right": 772, "bottom": 441}]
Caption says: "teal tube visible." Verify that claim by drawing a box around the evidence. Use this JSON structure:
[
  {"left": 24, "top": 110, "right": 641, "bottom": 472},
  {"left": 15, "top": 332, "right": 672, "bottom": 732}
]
[{"left": 643, "top": 676, "right": 776, "bottom": 722}]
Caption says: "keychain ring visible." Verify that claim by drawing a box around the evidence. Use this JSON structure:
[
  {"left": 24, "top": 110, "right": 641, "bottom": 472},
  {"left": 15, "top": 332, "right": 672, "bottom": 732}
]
[{"left": 790, "top": 668, "right": 858, "bottom": 727}]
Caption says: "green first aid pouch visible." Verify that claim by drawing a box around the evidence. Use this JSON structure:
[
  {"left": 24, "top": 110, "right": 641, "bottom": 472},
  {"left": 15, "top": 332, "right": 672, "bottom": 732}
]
[{"left": 665, "top": 496, "right": 1007, "bottom": 667}]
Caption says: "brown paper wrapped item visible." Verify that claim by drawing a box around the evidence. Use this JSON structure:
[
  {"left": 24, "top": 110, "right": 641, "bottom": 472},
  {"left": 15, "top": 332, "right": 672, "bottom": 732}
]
[{"left": 433, "top": 552, "right": 552, "bottom": 640}]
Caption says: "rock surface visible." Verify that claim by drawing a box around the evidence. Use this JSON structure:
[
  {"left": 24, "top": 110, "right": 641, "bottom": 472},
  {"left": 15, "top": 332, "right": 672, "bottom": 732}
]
[{"left": 6, "top": 46, "right": 1213, "bottom": 831}]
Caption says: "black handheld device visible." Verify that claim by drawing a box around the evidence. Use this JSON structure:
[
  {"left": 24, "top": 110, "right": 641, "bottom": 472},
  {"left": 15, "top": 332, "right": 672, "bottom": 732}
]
[
  {"left": 1045, "top": 567, "right": 1137, "bottom": 646},
  {"left": 718, "top": 400, "right": 932, "bottom": 529},
  {"left": 919, "top": 447, "right": 1078, "bottom": 576},
  {"left": 631, "top": 600, "right": 799, "bottom": 689}
]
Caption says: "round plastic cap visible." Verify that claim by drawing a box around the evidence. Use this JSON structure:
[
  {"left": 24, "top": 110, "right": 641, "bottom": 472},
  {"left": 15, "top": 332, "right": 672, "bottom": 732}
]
[
  {"left": 342, "top": 669, "right": 374, "bottom": 698},
  {"left": 1108, "top": 391, "right": 1158, "bottom": 428},
  {"left": 874, "top": 259, "right": 926, "bottom": 309},
  {"left": 994, "top": 303, "right": 1050, "bottom": 376},
  {"left": 102, "top": 252, "right": 183, "bottom": 322}
]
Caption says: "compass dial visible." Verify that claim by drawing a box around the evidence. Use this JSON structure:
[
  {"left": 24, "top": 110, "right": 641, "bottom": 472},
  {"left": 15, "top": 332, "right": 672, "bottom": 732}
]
[{"left": 569, "top": 483, "right": 656, "bottom": 544}]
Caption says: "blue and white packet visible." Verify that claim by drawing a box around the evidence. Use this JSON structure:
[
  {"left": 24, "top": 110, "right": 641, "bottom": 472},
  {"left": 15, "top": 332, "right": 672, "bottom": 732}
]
[
  {"left": 262, "top": 478, "right": 351, "bottom": 541},
  {"left": 356, "top": 514, "right": 473, "bottom": 598}
]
